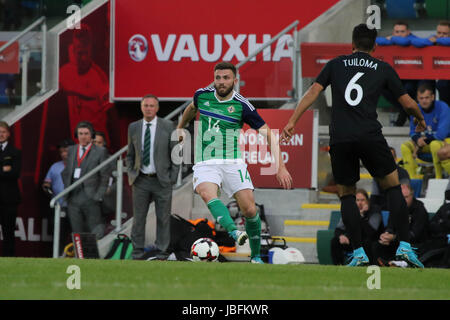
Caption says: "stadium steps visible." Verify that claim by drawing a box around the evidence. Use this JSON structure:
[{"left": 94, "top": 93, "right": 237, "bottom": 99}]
[
  {"left": 276, "top": 203, "right": 338, "bottom": 263},
  {"left": 283, "top": 220, "right": 329, "bottom": 238}
]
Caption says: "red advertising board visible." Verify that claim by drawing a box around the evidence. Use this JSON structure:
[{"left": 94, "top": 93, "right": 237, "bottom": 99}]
[
  {"left": 241, "top": 109, "right": 316, "bottom": 189},
  {"left": 301, "top": 43, "right": 450, "bottom": 79},
  {"left": 112, "top": 0, "right": 339, "bottom": 100},
  {"left": 0, "top": 41, "right": 19, "bottom": 74}
]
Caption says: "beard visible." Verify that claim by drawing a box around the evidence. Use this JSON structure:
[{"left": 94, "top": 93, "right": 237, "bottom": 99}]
[{"left": 214, "top": 83, "right": 234, "bottom": 98}]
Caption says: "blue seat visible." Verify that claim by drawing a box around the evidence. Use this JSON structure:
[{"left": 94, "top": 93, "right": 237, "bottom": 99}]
[
  {"left": 21, "top": 1, "right": 40, "bottom": 9},
  {"left": 381, "top": 210, "right": 390, "bottom": 228},
  {"left": 386, "top": 0, "right": 418, "bottom": 18},
  {"left": 410, "top": 179, "right": 423, "bottom": 198}
]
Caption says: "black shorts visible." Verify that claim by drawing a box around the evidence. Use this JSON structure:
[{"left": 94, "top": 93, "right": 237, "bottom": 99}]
[{"left": 329, "top": 138, "right": 397, "bottom": 186}]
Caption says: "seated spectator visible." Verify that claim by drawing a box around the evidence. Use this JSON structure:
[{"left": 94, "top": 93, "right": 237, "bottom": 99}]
[
  {"left": 376, "top": 21, "right": 419, "bottom": 46},
  {"left": 42, "top": 139, "right": 74, "bottom": 253},
  {"left": 330, "top": 189, "right": 383, "bottom": 265},
  {"left": 411, "top": 20, "right": 450, "bottom": 107},
  {"left": 371, "top": 146, "right": 410, "bottom": 210},
  {"left": 411, "top": 20, "right": 450, "bottom": 48},
  {"left": 417, "top": 187, "right": 450, "bottom": 268},
  {"left": 376, "top": 21, "right": 425, "bottom": 127},
  {"left": 401, "top": 83, "right": 450, "bottom": 179},
  {"left": 373, "top": 184, "right": 429, "bottom": 267}
]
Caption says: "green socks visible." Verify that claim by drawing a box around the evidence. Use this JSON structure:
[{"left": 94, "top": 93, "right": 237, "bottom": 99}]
[
  {"left": 207, "top": 198, "right": 237, "bottom": 233},
  {"left": 207, "top": 198, "right": 261, "bottom": 258},
  {"left": 245, "top": 213, "right": 261, "bottom": 258}
]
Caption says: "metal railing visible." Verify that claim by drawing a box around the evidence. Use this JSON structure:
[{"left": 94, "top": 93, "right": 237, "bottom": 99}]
[
  {"left": 50, "top": 145, "right": 127, "bottom": 258},
  {"left": 0, "top": 17, "right": 47, "bottom": 106},
  {"left": 235, "top": 20, "right": 299, "bottom": 98},
  {"left": 49, "top": 20, "right": 301, "bottom": 258}
]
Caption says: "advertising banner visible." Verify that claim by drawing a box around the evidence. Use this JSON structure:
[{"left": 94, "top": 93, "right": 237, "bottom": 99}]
[
  {"left": 301, "top": 43, "right": 450, "bottom": 79},
  {"left": 112, "top": 0, "right": 339, "bottom": 100},
  {"left": 0, "top": 41, "right": 19, "bottom": 74},
  {"left": 242, "top": 109, "right": 316, "bottom": 189}
]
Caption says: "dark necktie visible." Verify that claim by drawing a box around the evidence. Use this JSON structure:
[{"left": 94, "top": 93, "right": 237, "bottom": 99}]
[{"left": 143, "top": 123, "right": 151, "bottom": 166}]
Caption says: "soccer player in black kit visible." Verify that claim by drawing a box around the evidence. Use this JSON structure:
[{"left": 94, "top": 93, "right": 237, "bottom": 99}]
[{"left": 281, "top": 24, "right": 426, "bottom": 267}]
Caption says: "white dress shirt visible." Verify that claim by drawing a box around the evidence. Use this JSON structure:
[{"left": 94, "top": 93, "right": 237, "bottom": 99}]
[
  {"left": 140, "top": 116, "right": 157, "bottom": 174},
  {"left": 0, "top": 141, "right": 8, "bottom": 151},
  {"left": 78, "top": 143, "right": 92, "bottom": 160}
]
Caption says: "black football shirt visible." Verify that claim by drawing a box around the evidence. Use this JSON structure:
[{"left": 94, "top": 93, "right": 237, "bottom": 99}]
[{"left": 315, "top": 51, "right": 405, "bottom": 144}]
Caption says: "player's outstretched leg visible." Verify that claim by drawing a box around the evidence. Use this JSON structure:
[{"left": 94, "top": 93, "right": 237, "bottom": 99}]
[
  {"left": 196, "top": 182, "right": 247, "bottom": 245},
  {"left": 207, "top": 198, "right": 247, "bottom": 244},
  {"left": 340, "top": 193, "right": 369, "bottom": 267}
]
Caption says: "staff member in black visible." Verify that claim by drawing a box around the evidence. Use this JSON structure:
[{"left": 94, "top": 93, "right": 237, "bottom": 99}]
[
  {"left": 0, "top": 121, "right": 21, "bottom": 257},
  {"left": 281, "top": 24, "right": 426, "bottom": 267}
]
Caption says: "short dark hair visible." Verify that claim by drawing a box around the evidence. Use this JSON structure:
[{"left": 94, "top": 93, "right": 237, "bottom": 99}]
[
  {"left": 57, "top": 139, "right": 74, "bottom": 149},
  {"left": 214, "top": 61, "right": 236, "bottom": 77},
  {"left": 417, "top": 83, "right": 434, "bottom": 95},
  {"left": 352, "top": 24, "right": 377, "bottom": 51},
  {"left": 75, "top": 121, "right": 95, "bottom": 138},
  {"left": 94, "top": 131, "right": 107, "bottom": 147},
  {"left": 394, "top": 21, "right": 409, "bottom": 29},
  {"left": 141, "top": 94, "right": 159, "bottom": 104},
  {"left": 438, "top": 20, "right": 450, "bottom": 28}
]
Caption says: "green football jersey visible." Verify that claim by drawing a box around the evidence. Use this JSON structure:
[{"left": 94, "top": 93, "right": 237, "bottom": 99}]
[{"left": 193, "top": 87, "right": 265, "bottom": 164}]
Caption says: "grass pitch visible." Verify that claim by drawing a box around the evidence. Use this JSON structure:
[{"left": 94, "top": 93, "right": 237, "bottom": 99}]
[{"left": 0, "top": 257, "right": 449, "bottom": 300}]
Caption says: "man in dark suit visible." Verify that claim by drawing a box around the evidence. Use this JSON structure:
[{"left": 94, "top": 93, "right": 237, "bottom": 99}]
[
  {"left": 0, "top": 121, "right": 21, "bottom": 256},
  {"left": 61, "top": 121, "right": 110, "bottom": 239},
  {"left": 127, "top": 94, "right": 179, "bottom": 260}
]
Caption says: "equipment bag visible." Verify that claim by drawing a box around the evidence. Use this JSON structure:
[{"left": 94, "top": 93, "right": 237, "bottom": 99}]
[
  {"left": 104, "top": 234, "right": 133, "bottom": 260},
  {"left": 260, "top": 236, "right": 288, "bottom": 263}
]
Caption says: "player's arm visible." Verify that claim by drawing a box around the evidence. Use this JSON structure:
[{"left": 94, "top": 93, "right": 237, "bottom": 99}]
[
  {"left": 397, "top": 94, "right": 426, "bottom": 132},
  {"left": 176, "top": 102, "right": 197, "bottom": 142},
  {"left": 385, "top": 65, "right": 426, "bottom": 132},
  {"left": 258, "top": 124, "right": 293, "bottom": 190},
  {"left": 281, "top": 82, "right": 323, "bottom": 143}
]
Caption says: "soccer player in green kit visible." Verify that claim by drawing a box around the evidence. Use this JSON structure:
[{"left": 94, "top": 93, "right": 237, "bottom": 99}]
[{"left": 177, "top": 62, "right": 292, "bottom": 263}]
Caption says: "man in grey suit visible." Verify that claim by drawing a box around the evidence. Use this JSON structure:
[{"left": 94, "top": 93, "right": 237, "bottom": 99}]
[
  {"left": 127, "top": 94, "right": 179, "bottom": 260},
  {"left": 62, "top": 121, "right": 110, "bottom": 239}
]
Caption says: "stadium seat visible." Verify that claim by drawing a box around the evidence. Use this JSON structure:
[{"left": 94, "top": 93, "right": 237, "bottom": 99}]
[
  {"left": 316, "top": 230, "right": 335, "bottom": 265},
  {"left": 417, "top": 179, "right": 448, "bottom": 213},
  {"left": 425, "top": 0, "right": 449, "bottom": 19},
  {"left": 21, "top": 1, "right": 40, "bottom": 10},
  {"left": 328, "top": 211, "right": 341, "bottom": 230},
  {"left": 377, "top": 95, "right": 394, "bottom": 109},
  {"left": 386, "top": 0, "right": 418, "bottom": 19},
  {"left": 410, "top": 178, "right": 423, "bottom": 198},
  {"left": 316, "top": 211, "right": 341, "bottom": 265}
]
